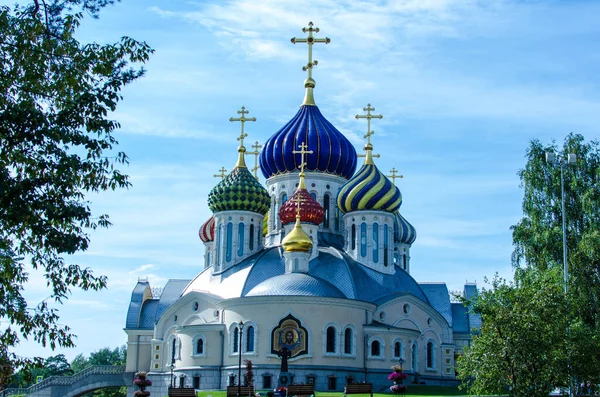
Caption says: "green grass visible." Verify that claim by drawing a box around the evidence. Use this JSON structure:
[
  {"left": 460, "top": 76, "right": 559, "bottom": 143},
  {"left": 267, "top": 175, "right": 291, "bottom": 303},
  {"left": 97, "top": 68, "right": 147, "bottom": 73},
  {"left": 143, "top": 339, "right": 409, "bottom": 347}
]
[{"left": 195, "top": 386, "right": 466, "bottom": 397}]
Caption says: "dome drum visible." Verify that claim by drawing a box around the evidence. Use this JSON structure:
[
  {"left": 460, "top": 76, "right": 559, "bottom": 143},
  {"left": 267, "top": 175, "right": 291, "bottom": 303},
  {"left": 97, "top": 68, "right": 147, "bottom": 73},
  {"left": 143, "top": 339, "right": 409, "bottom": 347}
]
[
  {"left": 212, "top": 210, "right": 266, "bottom": 273},
  {"left": 342, "top": 210, "right": 395, "bottom": 275}
]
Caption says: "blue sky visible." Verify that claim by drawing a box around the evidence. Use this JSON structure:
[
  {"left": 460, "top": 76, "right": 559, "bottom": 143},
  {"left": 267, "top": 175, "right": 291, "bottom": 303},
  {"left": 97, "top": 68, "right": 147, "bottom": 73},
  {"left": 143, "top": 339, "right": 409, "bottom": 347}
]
[{"left": 11, "top": 0, "right": 600, "bottom": 361}]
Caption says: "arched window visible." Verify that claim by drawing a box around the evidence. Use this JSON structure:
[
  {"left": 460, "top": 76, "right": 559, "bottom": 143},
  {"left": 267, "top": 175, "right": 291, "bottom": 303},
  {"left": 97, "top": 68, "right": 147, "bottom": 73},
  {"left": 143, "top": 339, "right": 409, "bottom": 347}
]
[
  {"left": 351, "top": 224, "right": 356, "bottom": 250},
  {"left": 411, "top": 343, "right": 418, "bottom": 371},
  {"left": 238, "top": 223, "right": 244, "bottom": 256},
  {"left": 249, "top": 224, "right": 255, "bottom": 251},
  {"left": 323, "top": 194, "right": 330, "bottom": 228},
  {"left": 426, "top": 341, "right": 435, "bottom": 369},
  {"left": 403, "top": 254, "right": 407, "bottom": 270},
  {"left": 344, "top": 328, "right": 352, "bottom": 354},
  {"left": 206, "top": 252, "right": 211, "bottom": 268},
  {"left": 326, "top": 326, "right": 336, "bottom": 353},
  {"left": 372, "top": 223, "right": 379, "bottom": 263},
  {"left": 246, "top": 326, "right": 255, "bottom": 353},
  {"left": 282, "top": 193, "right": 288, "bottom": 204},
  {"left": 393, "top": 340, "right": 404, "bottom": 358},
  {"left": 196, "top": 338, "right": 204, "bottom": 355},
  {"left": 371, "top": 340, "right": 380, "bottom": 356},
  {"left": 233, "top": 327, "right": 239, "bottom": 353},
  {"left": 216, "top": 226, "right": 222, "bottom": 265},
  {"left": 310, "top": 192, "right": 317, "bottom": 200},
  {"left": 171, "top": 337, "right": 176, "bottom": 364},
  {"left": 226, "top": 222, "right": 233, "bottom": 262},
  {"left": 360, "top": 223, "right": 367, "bottom": 258},
  {"left": 384, "top": 224, "right": 389, "bottom": 267}
]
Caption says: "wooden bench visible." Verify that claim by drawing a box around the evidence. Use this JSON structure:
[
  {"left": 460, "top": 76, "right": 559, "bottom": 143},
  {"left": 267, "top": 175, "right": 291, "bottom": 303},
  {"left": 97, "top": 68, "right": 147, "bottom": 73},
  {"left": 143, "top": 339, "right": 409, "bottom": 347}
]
[
  {"left": 287, "top": 383, "right": 315, "bottom": 397},
  {"left": 344, "top": 383, "right": 373, "bottom": 397},
  {"left": 168, "top": 387, "right": 197, "bottom": 397},
  {"left": 226, "top": 385, "right": 255, "bottom": 397}
]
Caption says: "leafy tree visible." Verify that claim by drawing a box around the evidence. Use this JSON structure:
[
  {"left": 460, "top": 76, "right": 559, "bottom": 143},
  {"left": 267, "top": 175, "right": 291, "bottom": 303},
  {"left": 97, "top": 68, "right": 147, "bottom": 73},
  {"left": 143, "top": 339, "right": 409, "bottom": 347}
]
[
  {"left": 0, "top": 0, "right": 152, "bottom": 377},
  {"left": 457, "top": 268, "right": 567, "bottom": 397},
  {"left": 88, "top": 345, "right": 126, "bottom": 366},
  {"left": 511, "top": 133, "right": 600, "bottom": 382}
]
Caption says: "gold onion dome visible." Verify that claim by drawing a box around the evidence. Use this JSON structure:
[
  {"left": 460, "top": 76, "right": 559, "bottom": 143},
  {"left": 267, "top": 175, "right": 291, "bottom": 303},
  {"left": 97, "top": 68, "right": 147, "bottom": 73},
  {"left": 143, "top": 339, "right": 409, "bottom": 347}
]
[
  {"left": 336, "top": 145, "right": 402, "bottom": 214},
  {"left": 208, "top": 147, "right": 271, "bottom": 214},
  {"left": 281, "top": 216, "right": 313, "bottom": 252},
  {"left": 279, "top": 174, "right": 325, "bottom": 225}
]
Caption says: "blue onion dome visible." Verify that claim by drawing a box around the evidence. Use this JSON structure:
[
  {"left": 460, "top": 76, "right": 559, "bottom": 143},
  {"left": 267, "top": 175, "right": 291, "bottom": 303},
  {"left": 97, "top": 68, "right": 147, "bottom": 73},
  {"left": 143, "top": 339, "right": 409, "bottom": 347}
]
[
  {"left": 394, "top": 211, "right": 417, "bottom": 245},
  {"left": 259, "top": 105, "right": 357, "bottom": 179},
  {"left": 337, "top": 147, "right": 402, "bottom": 213},
  {"left": 208, "top": 147, "right": 271, "bottom": 215}
]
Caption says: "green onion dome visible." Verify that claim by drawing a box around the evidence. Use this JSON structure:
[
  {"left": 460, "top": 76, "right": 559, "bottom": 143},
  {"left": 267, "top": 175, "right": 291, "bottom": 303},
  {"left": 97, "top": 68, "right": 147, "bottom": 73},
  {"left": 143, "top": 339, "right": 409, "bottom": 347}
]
[
  {"left": 337, "top": 148, "right": 401, "bottom": 214},
  {"left": 208, "top": 147, "right": 271, "bottom": 215}
]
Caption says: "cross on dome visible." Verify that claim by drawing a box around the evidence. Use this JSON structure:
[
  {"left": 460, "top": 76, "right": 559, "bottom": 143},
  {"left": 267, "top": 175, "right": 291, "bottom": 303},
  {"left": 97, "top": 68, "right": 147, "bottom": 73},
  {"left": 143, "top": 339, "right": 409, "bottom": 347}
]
[
  {"left": 213, "top": 167, "right": 227, "bottom": 179},
  {"left": 292, "top": 142, "right": 314, "bottom": 175},
  {"left": 245, "top": 141, "right": 262, "bottom": 179},
  {"left": 291, "top": 22, "right": 331, "bottom": 81},
  {"left": 230, "top": 106, "right": 256, "bottom": 149},
  {"left": 356, "top": 103, "right": 383, "bottom": 165},
  {"left": 355, "top": 104, "right": 383, "bottom": 146},
  {"left": 387, "top": 167, "right": 404, "bottom": 185}
]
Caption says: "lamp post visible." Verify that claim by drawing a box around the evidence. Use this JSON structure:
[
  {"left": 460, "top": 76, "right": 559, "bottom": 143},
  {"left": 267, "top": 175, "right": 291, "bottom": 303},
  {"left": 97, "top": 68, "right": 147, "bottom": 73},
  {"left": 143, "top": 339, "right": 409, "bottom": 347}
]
[
  {"left": 170, "top": 363, "right": 175, "bottom": 389},
  {"left": 237, "top": 321, "right": 245, "bottom": 397},
  {"left": 545, "top": 150, "right": 577, "bottom": 397}
]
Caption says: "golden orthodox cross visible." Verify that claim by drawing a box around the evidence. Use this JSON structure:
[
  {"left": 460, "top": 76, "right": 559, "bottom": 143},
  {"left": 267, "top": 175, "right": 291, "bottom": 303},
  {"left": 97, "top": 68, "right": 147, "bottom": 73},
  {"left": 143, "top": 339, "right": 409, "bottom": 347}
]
[
  {"left": 292, "top": 142, "right": 314, "bottom": 174},
  {"left": 355, "top": 104, "right": 383, "bottom": 146},
  {"left": 291, "top": 22, "right": 331, "bottom": 80},
  {"left": 386, "top": 167, "right": 404, "bottom": 185},
  {"left": 230, "top": 106, "right": 256, "bottom": 148},
  {"left": 245, "top": 141, "right": 262, "bottom": 179},
  {"left": 213, "top": 167, "right": 227, "bottom": 179}
]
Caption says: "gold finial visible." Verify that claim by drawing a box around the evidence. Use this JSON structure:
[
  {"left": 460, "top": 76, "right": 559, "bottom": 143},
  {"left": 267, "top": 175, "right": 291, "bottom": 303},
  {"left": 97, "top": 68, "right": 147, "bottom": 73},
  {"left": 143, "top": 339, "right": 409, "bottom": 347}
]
[
  {"left": 281, "top": 194, "right": 313, "bottom": 253},
  {"left": 230, "top": 106, "right": 256, "bottom": 168},
  {"left": 291, "top": 22, "right": 330, "bottom": 106},
  {"left": 386, "top": 167, "right": 404, "bottom": 185},
  {"left": 245, "top": 141, "right": 262, "bottom": 179},
  {"left": 356, "top": 103, "right": 383, "bottom": 165},
  {"left": 214, "top": 167, "right": 228, "bottom": 179}
]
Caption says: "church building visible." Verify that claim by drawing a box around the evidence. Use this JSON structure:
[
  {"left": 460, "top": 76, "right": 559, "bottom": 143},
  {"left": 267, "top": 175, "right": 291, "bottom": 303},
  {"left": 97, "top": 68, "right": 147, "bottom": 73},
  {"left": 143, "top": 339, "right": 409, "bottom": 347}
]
[{"left": 124, "top": 22, "right": 480, "bottom": 396}]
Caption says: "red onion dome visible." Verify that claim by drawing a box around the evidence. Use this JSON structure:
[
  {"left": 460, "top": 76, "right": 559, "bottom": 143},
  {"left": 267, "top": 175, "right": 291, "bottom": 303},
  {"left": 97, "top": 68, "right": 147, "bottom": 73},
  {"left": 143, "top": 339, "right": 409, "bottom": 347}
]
[
  {"left": 199, "top": 216, "right": 215, "bottom": 243},
  {"left": 279, "top": 177, "right": 325, "bottom": 225}
]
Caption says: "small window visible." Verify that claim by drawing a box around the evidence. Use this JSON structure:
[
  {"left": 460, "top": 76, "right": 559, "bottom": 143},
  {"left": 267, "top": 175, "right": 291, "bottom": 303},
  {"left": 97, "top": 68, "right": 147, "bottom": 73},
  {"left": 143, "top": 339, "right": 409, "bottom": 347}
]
[
  {"left": 394, "top": 341, "right": 401, "bottom": 358},
  {"left": 155, "top": 346, "right": 160, "bottom": 351},
  {"left": 196, "top": 338, "right": 204, "bottom": 355},
  {"left": 383, "top": 224, "right": 389, "bottom": 266},
  {"left": 426, "top": 341, "right": 435, "bottom": 369},
  {"left": 155, "top": 354, "right": 159, "bottom": 359},
  {"left": 360, "top": 223, "right": 367, "bottom": 257},
  {"left": 154, "top": 363, "right": 159, "bottom": 369},
  {"left": 246, "top": 325, "right": 255, "bottom": 352},
  {"left": 403, "top": 304, "right": 410, "bottom": 314},
  {"left": 249, "top": 224, "right": 255, "bottom": 250},
  {"left": 327, "top": 376, "right": 337, "bottom": 390},
  {"left": 371, "top": 340, "right": 381, "bottom": 356},
  {"left": 344, "top": 328, "right": 352, "bottom": 354},
  {"left": 372, "top": 223, "right": 379, "bottom": 263},
  {"left": 263, "top": 375, "right": 272, "bottom": 389},
  {"left": 446, "top": 349, "right": 451, "bottom": 355},
  {"left": 233, "top": 327, "right": 239, "bottom": 353},
  {"left": 326, "top": 326, "right": 336, "bottom": 353},
  {"left": 323, "top": 194, "right": 330, "bottom": 228},
  {"left": 427, "top": 318, "right": 432, "bottom": 326},
  {"left": 237, "top": 223, "right": 244, "bottom": 256},
  {"left": 351, "top": 224, "right": 356, "bottom": 250},
  {"left": 226, "top": 222, "right": 233, "bottom": 262},
  {"left": 193, "top": 301, "right": 199, "bottom": 311}
]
